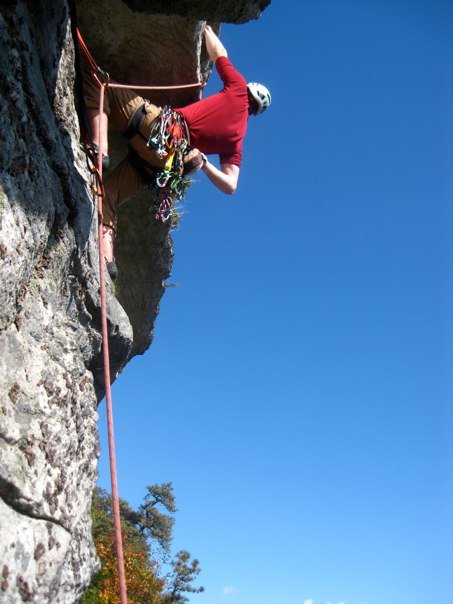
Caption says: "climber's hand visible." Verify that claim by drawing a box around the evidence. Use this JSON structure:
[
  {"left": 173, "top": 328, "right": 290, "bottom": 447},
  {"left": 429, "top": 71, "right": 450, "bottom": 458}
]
[
  {"left": 204, "top": 25, "right": 228, "bottom": 62},
  {"left": 183, "top": 148, "right": 204, "bottom": 175}
]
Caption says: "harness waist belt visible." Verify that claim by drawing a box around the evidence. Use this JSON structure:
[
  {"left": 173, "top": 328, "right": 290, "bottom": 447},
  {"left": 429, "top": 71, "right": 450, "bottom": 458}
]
[{"left": 123, "top": 103, "right": 147, "bottom": 139}]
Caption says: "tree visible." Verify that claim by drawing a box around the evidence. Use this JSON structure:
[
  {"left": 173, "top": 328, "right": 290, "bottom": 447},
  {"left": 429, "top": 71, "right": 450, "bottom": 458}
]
[
  {"left": 83, "top": 485, "right": 204, "bottom": 604},
  {"left": 163, "top": 551, "right": 205, "bottom": 604},
  {"left": 137, "top": 483, "right": 177, "bottom": 553},
  {"left": 83, "top": 487, "right": 164, "bottom": 604}
]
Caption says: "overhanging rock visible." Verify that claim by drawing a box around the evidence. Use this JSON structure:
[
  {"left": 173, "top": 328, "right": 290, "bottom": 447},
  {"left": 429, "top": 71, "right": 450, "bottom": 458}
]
[
  {"left": 123, "top": 0, "right": 271, "bottom": 23},
  {"left": 0, "top": 0, "right": 270, "bottom": 601},
  {"left": 75, "top": 0, "right": 268, "bottom": 360}
]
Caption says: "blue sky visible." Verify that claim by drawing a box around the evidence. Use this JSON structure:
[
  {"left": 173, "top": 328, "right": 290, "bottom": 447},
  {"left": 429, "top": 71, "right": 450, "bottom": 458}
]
[{"left": 97, "top": 1, "right": 453, "bottom": 603}]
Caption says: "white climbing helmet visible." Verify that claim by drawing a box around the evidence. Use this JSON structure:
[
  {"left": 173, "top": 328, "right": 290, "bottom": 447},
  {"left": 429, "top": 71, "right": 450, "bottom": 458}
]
[{"left": 247, "top": 82, "right": 272, "bottom": 115}]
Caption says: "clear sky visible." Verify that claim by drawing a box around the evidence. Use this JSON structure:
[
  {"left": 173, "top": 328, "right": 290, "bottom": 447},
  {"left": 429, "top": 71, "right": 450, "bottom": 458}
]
[{"left": 97, "top": 1, "right": 453, "bottom": 603}]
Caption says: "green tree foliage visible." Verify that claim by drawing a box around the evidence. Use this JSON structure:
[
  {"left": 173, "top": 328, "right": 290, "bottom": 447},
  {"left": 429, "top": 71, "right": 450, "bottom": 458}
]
[
  {"left": 138, "top": 483, "right": 177, "bottom": 552},
  {"left": 116, "top": 482, "right": 176, "bottom": 553},
  {"left": 163, "top": 551, "right": 205, "bottom": 604},
  {"left": 83, "top": 485, "right": 203, "bottom": 604}
]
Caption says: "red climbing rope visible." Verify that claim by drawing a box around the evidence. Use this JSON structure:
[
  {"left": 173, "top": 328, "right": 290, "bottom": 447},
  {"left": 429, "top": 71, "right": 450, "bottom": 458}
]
[
  {"left": 76, "top": 29, "right": 105, "bottom": 87},
  {"left": 94, "top": 83, "right": 129, "bottom": 604},
  {"left": 108, "top": 81, "right": 204, "bottom": 90},
  {"left": 76, "top": 27, "right": 204, "bottom": 604},
  {"left": 76, "top": 28, "right": 204, "bottom": 91}
]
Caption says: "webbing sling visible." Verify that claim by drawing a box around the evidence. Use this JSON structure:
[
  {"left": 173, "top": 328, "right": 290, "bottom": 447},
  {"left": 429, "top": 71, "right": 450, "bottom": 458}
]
[{"left": 122, "top": 102, "right": 147, "bottom": 140}]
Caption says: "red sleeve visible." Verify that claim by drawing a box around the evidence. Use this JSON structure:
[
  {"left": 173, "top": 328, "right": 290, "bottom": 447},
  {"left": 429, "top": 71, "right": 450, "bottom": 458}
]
[
  {"left": 220, "top": 150, "right": 242, "bottom": 167},
  {"left": 215, "top": 56, "right": 247, "bottom": 90}
]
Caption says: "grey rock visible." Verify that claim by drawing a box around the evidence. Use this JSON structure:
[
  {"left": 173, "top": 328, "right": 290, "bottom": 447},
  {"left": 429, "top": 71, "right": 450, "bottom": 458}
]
[
  {"left": 0, "top": 0, "right": 269, "bottom": 601},
  {"left": 123, "top": 0, "right": 271, "bottom": 24}
]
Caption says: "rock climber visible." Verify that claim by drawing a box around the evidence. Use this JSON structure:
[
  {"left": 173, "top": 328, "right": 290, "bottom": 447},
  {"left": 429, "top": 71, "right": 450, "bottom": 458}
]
[{"left": 81, "top": 25, "right": 271, "bottom": 279}]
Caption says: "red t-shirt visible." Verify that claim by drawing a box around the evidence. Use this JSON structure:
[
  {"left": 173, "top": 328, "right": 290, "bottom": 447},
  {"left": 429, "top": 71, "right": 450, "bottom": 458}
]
[{"left": 176, "top": 57, "right": 249, "bottom": 167}]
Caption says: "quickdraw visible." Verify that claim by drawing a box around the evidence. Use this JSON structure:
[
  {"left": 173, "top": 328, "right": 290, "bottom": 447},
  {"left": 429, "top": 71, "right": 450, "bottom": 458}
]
[
  {"left": 153, "top": 188, "right": 173, "bottom": 222},
  {"left": 148, "top": 106, "right": 189, "bottom": 156},
  {"left": 82, "top": 141, "right": 104, "bottom": 198},
  {"left": 147, "top": 106, "right": 192, "bottom": 223},
  {"left": 152, "top": 172, "right": 191, "bottom": 223}
]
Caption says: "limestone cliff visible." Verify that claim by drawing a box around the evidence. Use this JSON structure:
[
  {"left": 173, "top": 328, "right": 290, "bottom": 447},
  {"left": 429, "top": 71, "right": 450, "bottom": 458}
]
[{"left": 0, "top": 0, "right": 269, "bottom": 602}]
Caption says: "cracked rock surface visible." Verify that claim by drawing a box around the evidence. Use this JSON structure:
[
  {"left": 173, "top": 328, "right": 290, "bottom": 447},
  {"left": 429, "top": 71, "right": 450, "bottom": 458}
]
[{"left": 0, "top": 0, "right": 269, "bottom": 601}]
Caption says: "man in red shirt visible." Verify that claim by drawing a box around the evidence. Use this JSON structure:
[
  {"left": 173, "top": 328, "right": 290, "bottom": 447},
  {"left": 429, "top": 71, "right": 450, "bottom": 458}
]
[
  {"left": 175, "top": 26, "right": 253, "bottom": 195},
  {"left": 88, "top": 26, "right": 271, "bottom": 277}
]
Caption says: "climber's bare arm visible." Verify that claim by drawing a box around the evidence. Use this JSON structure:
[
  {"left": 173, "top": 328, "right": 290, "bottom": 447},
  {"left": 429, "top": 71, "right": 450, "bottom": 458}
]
[
  {"left": 204, "top": 25, "right": 228, "bottom": 62},
  {"left": 202, "top": 158, "right": 239, "bottom": 195}
]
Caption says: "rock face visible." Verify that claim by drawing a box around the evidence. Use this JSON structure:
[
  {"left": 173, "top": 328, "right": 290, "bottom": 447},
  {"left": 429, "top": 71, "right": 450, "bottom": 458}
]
[
  {"left": 0, "top": 0, "right": 269, "bottom": 601},
  {"left": 123, "top": 0, "right": 271, "bottom": 24}
]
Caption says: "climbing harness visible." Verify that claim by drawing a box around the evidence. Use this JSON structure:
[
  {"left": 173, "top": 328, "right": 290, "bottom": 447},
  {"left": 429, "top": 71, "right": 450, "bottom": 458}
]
[
  {"left": 75, "top": 27, "right": 203, "bottom": 604},
  {"left": 77, "top": 26, "right": 201, "bottom": 224},
  {"left": 122, "top": 103, "right": 147, "bottom": 140}
]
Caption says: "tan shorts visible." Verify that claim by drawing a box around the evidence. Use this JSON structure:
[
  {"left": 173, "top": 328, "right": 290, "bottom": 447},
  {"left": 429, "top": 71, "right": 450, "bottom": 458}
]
[
  {"left": 102, "top": 154, "right": 149, "bottom": 233},
  {"left": 81, "top": 64, "right": 166, "bottom": 169}
]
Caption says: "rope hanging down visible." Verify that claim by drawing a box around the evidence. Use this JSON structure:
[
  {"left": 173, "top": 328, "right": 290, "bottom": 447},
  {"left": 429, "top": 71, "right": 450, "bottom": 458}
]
[{"left": 76, "top": 28, "right": 204, "bottom": 604}]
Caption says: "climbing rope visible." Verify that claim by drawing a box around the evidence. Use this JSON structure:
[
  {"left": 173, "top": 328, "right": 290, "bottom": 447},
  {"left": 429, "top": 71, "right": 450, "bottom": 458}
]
[
  {"left": 75, "top": 28, "right": 204, "bottom": 604},
  {"left": 76, "top": 28, "right": 203, "bottom": 92},
  {"left": 95, "top": 83, "right": 129, "bottom": 604}
]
